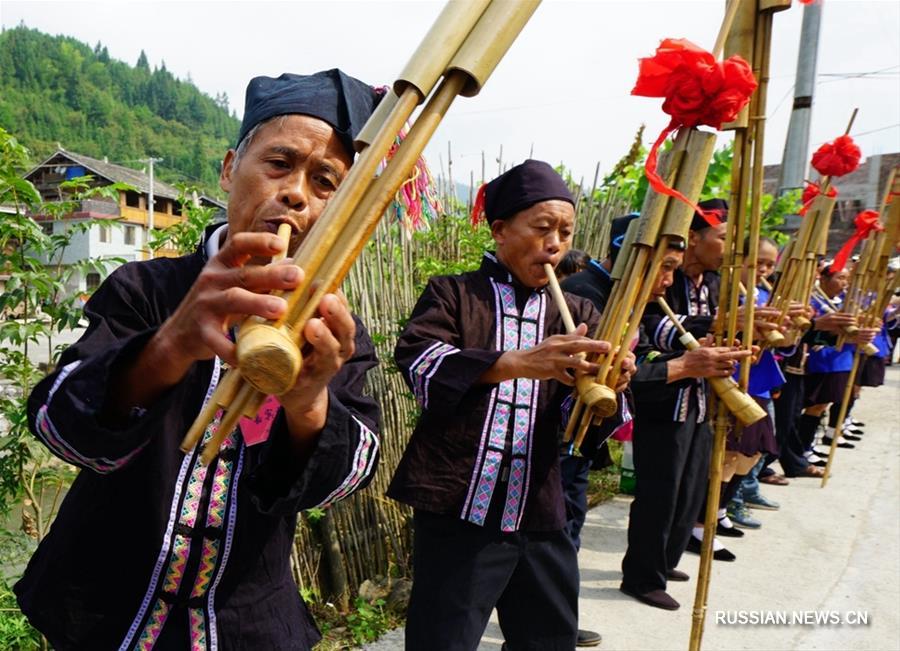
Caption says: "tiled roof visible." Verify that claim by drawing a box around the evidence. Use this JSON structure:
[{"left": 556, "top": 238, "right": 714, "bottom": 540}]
[{"left": 27, "top": 149, "right": 180, "bottom": 200}]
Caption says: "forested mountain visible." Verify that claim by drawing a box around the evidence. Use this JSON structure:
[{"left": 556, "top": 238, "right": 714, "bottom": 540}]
[{"left": 0, "top": 24, "right": 240, "bottom": 192}]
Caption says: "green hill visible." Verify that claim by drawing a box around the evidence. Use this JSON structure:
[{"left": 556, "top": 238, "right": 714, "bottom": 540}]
[{"left": 0, "top": 24, "right": 239, "bottom": 192}]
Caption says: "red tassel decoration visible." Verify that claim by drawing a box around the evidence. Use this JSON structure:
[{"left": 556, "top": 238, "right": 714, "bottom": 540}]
[
  {"left": 829, "top": 210, "right": 883, "bottom": 273},
  {"left": 631, "top": 38, "right": 757, "bottom": 221},
  {"left": 811, "top": 134, "right": 861, "bottom": 178},
  {"left": 470, "top": 183, "right": 487, "bottom": 227}
]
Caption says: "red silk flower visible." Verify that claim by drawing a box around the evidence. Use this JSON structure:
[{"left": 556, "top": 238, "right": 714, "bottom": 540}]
[
  {"left": 799, "top": 181, "right": 838, "bottom": 216},
  {"left": 632, "top": 39, "right": 758, "bottom": 226},
  {"left": 829, "top": 210, "right": 883, "bottom": 273},
  {"left": 811, "top": 135, "right": 861, "bottom": 178}
]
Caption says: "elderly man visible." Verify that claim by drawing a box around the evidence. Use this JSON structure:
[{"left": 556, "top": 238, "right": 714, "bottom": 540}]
[
  {"left": 390, "top": 160, "right": 633, "bottom": 651},
  {"left": 17, "top": 70, "right": 382, "bottom": 650}
]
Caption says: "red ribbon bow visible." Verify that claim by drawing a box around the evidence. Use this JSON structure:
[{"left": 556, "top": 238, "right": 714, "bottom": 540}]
[
  {"left": 829, "top": 209, "right": 883, "bottom": 273},
  {"left": 811, "top": 134, "right": 861, "bottom": 178},
  {"left": 799, "top": 181, "right": 838, "bottom": 216},
  {"left": 632, "top": 38, "right": 757, "bottom": 227}
]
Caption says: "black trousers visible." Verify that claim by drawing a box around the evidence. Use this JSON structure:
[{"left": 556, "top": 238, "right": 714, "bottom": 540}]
[
  {"left": 772, "top": 373, "right": 809, "bottom": 476},
  {"left": 405, "top": 510, "right": 578, "bottom": 651},
  {"left": 560, "top": 452, "right": 592, "bottom": 551},
  {"left": 621, "top": 406, "right": 711, "bottom": 593}
]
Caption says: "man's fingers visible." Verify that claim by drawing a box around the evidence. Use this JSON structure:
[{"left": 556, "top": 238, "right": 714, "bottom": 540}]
[
  {"left": 216, "top": 231, "right": 286, "bottom": 268},
  {"left": 558, "top": 337, "right": 611, "bottom": 356},
  {"left": 319, "top": 294, "right": 356, "bottom": 360},
  {"left": 201, "top": 324, "right": 237, "bottom": 367},
  {"left": 216, "top": 262, "right": 304, "bottom": 293},
  {"left": 217, "top": 287, "right": 288, "bottom": 320},
  {"left": 717, "top": 348, "right": 753, "bottom": 360},
  {"left": 568, "top": 359, "right": 600, "bottom": 376}
]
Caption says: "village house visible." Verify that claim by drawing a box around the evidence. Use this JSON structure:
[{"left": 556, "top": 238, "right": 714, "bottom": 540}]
[{"left": 23, "top": 148, "right": 225, "bottom": 294}]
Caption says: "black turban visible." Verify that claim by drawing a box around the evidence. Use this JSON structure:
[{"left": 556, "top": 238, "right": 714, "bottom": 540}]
[
  {"left": 483, "top": 160, "right": 574, "bottom": 223},
  {"left": 237, "top": 69, "right": 381, "bottom": 158},
  {"left": 690, "top": 198, "right": 729, "bottom": 232},
  {"left": 608, "top": 213, "right": 640, "bottom": 257}
]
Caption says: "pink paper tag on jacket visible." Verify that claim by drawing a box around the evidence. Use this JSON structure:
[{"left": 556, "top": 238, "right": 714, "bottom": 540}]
[{"left": 239, "top": 395, "right": 280, "bottom": 446}]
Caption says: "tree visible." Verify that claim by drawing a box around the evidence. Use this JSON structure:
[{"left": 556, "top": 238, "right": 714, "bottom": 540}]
[
  {"left": 0, "top": 127, "right": 127, "bottom": 552},
  {"left": 136, "top": 49, "right": 149, "bottom": 70}
]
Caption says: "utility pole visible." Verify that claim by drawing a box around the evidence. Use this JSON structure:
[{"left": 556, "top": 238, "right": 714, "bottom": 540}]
[
  {"left": 778, "top": 1, "right": 823, "bottom": 194},
  {"left": 143, "top": 157, "right": 163, "bottom": 258}
]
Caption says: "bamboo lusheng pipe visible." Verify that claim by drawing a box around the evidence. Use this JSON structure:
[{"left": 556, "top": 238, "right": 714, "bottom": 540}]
[
  {"left": 820, "top": 349, "right": 862, "bottom": 488},
  {"left": 561, "top": 218, "right": 642, "bottom": 445},
  {"left": 181, "top": 0, "right": 541, "bottom": 463},
  {"left": 769, "top": 109, "right": 859, "bottom": 332},
  {"left": 657, "top": 297, "right": 767, "bottom": 425},
  {"left": 691, "top": 5, "right": 780, "bottom": 649},
  {"left": 563, "top": 129, "right": 716, "bottom": 449},
  {"left": 544, "top": 263, "right": 618, "bottom": 417},
  {"left": 836, "top": 235, "right": 881, "bottom": 353},
  {"left": 836, "top": 169, "right": 900, "bottom": 350}
]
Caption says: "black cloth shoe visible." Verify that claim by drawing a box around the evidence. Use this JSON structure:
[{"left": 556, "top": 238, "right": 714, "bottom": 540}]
[
  {"left": 620, "top": 583, "right": 680, "bottom": 610},
  {"left": 666, "top": 568, "right": 690, "bottom": 582},
  {"left": 822, "top": 436, "right": 855, "bottom": 449},
  {"left": 717, "top": 520, "right": 745, "bottom": 538},
  {"left": 576, "top": 629, "right": 602, "bottom": 647},
  {"left": 686, "top": 536, "right": 736, "bottom": 561},
  {"left": 841, "top": 433, "right": 861, "bottom": 441}
]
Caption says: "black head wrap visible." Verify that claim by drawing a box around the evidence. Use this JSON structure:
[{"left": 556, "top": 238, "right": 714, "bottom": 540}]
[
  {"left": 237, "top": 69, "right": 381, "bottom": 158},
  {"left": 607, "top": 213, "right": 640, "bottom": 258},
  {"left": 690, "top": 198, "right": 728, "bottom": 232},
  {"left": 482, "top": 160, "right": 574, "bottom": 224}
]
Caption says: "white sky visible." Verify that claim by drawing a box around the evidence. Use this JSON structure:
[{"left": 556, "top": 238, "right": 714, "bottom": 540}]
[{"left": 2, "top": 0, "right": 898, "bottom": 187}]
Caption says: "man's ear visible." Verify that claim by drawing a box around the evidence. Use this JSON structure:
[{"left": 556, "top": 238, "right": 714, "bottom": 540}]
[
  {"left": 688, "top": 229, "right": 700, "bottom": 248},
  {"left": 220, "top": 150, "right": 236, "bottom": 193},
  {"left": 490, "top": 218, "right": 506, "bottom": 245}
]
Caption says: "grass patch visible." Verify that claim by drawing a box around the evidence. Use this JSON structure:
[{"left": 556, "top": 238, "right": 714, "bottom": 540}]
[
  {"left": 586, "top": 464, "right": 622, "bottom": 509},
  {"left": 311, "top": 597, "right": 402, "bottom": 650}
]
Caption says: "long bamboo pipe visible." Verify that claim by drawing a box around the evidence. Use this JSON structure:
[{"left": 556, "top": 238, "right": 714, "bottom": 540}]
[
  {"left": 566, "top": 0, "right": 746, "bottom": 447},
  {"left": 544, "top": 264, "right": 618, "bottom": 418},
  {"left": 656, "top": 299, "right": 766, "bottom": 425},
  {"left": 181, "top": 0, "right": 541, "bottom": 463},
  {"left": 691, "top": 5, "right": 787, "bottom": 648},
  {"left": 820, "top": 350, "right": 861, "bottom": 488}
]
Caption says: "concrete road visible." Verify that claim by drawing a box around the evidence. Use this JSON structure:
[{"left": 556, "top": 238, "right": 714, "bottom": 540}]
[{"left": 364, "top": 366, "right": 900, "bottom": 651}]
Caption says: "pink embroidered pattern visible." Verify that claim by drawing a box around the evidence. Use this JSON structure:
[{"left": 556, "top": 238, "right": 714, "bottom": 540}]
[
  {"left": 133, "top": 407, "right": 241, "bottom": 649},
  {"left": 501, "top": 458, "right": 526, "bottom": 532},
  {"left": 135, "top": 601, "right": 171, "bottom": 651},
  {"left": 313, "top": 417, "right": 379, "bottom": 508},
  {"left": 161, "top": 534, "right": 191, "bottom": 594},
  {"left": 463, "top": 280, "right": 545, "bottom": 530},
  {"left": 189, "top": 608, "right": 208, "bottom": 649},
  {"left": 468, "top": 450, "right": 503, "bottom": 525},
  {"left": 191, "top": 538, "right": 220, "bottom": 599}
]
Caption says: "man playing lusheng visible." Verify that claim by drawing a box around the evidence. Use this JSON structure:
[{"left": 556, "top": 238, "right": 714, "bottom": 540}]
[
  {"left": 390, "top": 160, "right": 634, "bottom": 651},
  {"left": 17, "top": 70, "right": 382, "bottom": 650}
]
